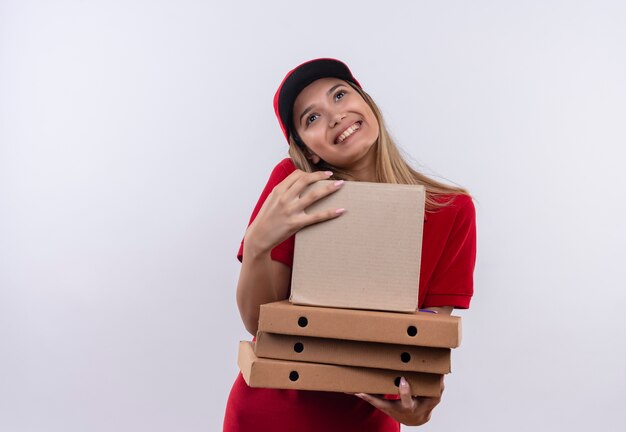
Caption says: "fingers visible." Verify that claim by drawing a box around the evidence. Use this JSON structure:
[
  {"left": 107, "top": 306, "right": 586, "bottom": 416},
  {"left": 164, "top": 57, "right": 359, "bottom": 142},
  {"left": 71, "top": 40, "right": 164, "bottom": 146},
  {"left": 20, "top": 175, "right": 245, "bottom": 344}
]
[
  {"left": 275, "top": 169, "right": 346, "bottom": 230},
  {"left": 275, "top": 169, "right": 318, "bottom": 192},
  {"left": 355, "top": 393, "right": 393, "bottom": 413},
  {"left": 288, "top": 171, "right": 345, "bottom": 226},
  {"left": 282, "top": 170, "right": 333, "bottom": 200},
  {"left": 399, "top": 377, "right": 416, "bottom": 410},
  {"left": 301, "top": 206, "right": 345, "bottom": 227},
  {"left": 298, "top": 179, "right": 344, "bottom": 210}
]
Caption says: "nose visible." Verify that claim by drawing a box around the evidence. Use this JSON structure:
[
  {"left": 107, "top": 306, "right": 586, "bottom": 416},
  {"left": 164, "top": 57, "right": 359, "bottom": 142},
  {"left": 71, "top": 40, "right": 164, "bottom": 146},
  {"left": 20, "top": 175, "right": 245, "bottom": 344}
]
[{"left": 329, "top": 112, "right": 346, "bottom": 128}]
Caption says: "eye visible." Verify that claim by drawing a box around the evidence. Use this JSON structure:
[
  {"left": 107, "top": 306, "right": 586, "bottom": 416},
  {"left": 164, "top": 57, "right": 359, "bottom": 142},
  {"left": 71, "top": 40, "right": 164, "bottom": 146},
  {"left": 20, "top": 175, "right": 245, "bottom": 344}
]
[
  {"left": 306, "top": 113, "right": 319, "bottom": 125},
  {"left": 334, "top": 90, "right": 346, "bottom": 101}
]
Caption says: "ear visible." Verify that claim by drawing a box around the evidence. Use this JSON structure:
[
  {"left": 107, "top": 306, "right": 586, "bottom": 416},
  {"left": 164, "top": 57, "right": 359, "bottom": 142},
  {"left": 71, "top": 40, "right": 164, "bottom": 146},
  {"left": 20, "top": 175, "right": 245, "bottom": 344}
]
[
  {"left": 302, "top": 147, "right": 321, "bottom": 165},
  {"left": 307, "top": 153, "right": 321, "bottom": 164}
]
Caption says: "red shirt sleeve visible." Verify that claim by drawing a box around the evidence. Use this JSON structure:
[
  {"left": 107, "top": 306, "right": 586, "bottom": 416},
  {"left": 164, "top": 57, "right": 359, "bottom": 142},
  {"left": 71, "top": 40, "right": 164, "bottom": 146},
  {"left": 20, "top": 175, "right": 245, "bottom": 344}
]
[
  {"left": 237, "top": 158, "right": 297, "bottom": 268},
  {"left": 422, "top": 195, "right": 476, "bottom": 309}
]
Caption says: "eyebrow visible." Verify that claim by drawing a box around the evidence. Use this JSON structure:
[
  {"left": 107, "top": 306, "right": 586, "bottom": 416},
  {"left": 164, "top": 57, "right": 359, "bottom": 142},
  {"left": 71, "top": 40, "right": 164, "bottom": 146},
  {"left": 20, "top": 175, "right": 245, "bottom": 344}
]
[{"left": 298, "top": 83, "right": 347, "bottom": 126}]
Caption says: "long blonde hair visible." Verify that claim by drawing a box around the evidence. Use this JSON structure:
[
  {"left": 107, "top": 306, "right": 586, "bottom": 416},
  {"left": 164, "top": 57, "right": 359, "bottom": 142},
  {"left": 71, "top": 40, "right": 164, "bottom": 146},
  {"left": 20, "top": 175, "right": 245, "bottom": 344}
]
[{"left": 287, "top": 82, "right": 469, "bottom": 210}]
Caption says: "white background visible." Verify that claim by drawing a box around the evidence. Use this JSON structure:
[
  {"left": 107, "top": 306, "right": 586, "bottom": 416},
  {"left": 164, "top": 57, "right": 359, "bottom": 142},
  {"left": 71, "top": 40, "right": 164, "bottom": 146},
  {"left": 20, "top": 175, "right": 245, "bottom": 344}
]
[{"left": 1, "top": 1, "right": 625, "bottom": 431}]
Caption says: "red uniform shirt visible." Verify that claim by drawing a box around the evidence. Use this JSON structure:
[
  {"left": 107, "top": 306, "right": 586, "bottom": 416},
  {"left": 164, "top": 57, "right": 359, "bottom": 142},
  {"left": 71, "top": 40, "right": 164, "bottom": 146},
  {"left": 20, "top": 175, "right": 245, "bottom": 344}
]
[{"left": 223, "top": 158, "right": 476, "bottom": 432}]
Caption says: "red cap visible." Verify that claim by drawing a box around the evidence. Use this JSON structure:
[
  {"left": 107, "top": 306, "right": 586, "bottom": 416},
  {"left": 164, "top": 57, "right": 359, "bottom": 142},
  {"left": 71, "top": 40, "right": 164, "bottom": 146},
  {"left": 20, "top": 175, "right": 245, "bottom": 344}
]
[{"left": 273, "top": 58, "right": 362, "bottom": 144}]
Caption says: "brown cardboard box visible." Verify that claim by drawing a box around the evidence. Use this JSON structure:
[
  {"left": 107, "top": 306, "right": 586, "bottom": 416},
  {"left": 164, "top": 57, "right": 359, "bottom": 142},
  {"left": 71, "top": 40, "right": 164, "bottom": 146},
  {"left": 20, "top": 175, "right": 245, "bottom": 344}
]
[
  {"left": 255, "top": 332, "right": 451, "bottom": 373},
  {"left": 239, "top": 341, "right": 442, "bottom": 397},
  {"left": 259, "top": 301, "right": 461, "bottom": 348},
  {"left": 292, "top": 180, "right": 425, "bottom": 312}
]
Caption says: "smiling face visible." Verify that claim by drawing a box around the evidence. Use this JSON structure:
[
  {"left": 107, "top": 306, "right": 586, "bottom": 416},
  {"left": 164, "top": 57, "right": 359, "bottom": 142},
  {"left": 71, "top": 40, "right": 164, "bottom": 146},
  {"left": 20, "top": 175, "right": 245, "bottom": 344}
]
[{"left": 291, "top": 78, "right": 380, "bottom": 179}]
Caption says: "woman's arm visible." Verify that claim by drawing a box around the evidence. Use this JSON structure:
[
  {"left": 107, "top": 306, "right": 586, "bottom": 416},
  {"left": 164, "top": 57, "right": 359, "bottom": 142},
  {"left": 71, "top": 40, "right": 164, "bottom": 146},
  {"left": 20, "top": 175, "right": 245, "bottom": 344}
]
[
  {"left": 236, "top": 246, "right": 291, "bottom": 335},
  {"left": 236, "top": 169, "right": 345, "bottom": 336}
]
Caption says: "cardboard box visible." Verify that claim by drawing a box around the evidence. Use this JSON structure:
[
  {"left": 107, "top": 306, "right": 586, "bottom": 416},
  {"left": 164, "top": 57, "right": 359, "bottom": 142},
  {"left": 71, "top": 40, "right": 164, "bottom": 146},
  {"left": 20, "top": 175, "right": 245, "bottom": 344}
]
[
  {"left": 255, "top": 332, "right": 451, "bottom": 373},
  {"left": 259, "top": 301, "right": 461, "bottom": 348},
  {"left": 239, "top": 341, "right": 442, "bottom": 397},
  {"left": 292, "top": 180, "right": 425, "bottom": 312}
]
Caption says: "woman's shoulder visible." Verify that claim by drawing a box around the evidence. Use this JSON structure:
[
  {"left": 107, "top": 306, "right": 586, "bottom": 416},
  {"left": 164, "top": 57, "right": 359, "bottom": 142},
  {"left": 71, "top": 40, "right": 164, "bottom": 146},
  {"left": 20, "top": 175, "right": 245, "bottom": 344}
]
[
  {"left": 428, "top": 193, "right": 475, "bottom": 221},
  {"left": 447, "top": 193, "right": 473, "bottom": 209},
  {"left": 270, "top": 157, "right": 297, "bottom": 177},
  {"left": 264, "top": 158, "right": 297, "bottom": 186}
]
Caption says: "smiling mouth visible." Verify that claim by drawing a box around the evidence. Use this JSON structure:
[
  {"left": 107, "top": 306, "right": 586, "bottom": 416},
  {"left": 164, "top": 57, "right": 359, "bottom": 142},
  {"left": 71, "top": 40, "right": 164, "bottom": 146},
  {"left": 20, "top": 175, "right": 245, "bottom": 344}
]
[{"left": 334, "top": 122, "right": 361, "bottom": 144}]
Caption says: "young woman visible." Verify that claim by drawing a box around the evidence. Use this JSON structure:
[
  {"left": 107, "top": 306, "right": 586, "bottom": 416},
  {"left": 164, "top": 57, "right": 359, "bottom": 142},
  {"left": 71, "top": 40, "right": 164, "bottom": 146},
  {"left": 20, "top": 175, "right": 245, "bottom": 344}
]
[{"left": 223, "top": 58, "right": 476, "bottom": 432}]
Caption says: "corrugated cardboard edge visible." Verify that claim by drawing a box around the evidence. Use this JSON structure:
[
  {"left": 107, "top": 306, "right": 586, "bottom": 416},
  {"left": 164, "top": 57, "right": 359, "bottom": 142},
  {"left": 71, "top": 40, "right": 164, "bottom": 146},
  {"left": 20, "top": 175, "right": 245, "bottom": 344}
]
[
  {"left": 259, "top": 301, "right": 462, "bottom": 348},
  {"left": 238, "top": 341, "right": 442, "bottom": 397},
  {"left": 289, "top": 296, "right": 418, "bottom": 313},
  {"left": 255, "top": 332, "right": 451, "bottom": 374},
  {"left": 238, "top": 340, "right": 256, "bottom": 386}
]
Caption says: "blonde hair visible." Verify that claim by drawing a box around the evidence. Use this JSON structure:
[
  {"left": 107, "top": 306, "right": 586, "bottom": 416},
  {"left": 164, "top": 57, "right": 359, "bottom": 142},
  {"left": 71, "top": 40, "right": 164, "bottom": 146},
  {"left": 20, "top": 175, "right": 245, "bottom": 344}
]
[{"left": 287, "top": 82, "right": 469, "bottom": 210}]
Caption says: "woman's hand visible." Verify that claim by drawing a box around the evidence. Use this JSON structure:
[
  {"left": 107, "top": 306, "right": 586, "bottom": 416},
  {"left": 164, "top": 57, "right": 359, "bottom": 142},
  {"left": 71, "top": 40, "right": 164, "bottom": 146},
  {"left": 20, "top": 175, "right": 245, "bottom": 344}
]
[
  {"left": 244, "top": 169, "right": 345, "bottom": 257},
  {"left": 236, "top": 169, "right": 344, "bottom": 335},
  {"left": 355, "top": 377, "right": 445, "bottom": 426}
]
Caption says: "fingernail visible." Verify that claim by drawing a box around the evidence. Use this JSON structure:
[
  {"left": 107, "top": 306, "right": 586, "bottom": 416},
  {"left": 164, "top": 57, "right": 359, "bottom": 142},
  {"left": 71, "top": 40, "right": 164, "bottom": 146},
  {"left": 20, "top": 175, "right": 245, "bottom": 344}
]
[
  {"left": 400, "top": 377, "right": 408, "bottom": 387},
  {"left": 324, "top": 171, "right": 333, "bottom": 176},
  {"left": 334, "top": 180, "right": 344, "bottom": 187},
  {"left": 335, "top": 208, "right": 345, "bottom": 215}
]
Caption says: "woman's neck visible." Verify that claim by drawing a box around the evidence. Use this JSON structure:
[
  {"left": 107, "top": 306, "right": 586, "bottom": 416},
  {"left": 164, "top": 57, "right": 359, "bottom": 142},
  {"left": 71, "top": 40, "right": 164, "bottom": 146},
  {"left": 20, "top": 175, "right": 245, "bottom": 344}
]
[
  {"left": 347, "top": 165, "right": 376, "bottom": 182},
  {"left": 343, "top": 146, "right": 377, "bottom": 182}
]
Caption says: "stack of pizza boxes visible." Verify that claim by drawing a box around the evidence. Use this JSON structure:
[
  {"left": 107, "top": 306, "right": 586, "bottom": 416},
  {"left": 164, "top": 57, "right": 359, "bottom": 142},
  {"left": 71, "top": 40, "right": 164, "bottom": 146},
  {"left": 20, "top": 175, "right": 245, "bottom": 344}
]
[{"left": 238, "top": 181, "right": 461, "bottom": 397}]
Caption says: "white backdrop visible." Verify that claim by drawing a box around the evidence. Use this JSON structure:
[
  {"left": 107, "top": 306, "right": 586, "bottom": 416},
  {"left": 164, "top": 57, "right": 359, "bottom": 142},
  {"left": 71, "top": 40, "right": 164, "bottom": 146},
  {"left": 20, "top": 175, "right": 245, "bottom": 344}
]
[{"left": 1, "top": 1, "right": 625, "bottom": 431}]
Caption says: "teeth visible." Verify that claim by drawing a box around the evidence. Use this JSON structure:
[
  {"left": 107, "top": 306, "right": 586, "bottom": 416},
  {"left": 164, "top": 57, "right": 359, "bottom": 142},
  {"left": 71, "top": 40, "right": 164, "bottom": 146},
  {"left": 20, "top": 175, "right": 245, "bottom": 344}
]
[{"left": 336, "top": 122, "right": 360, "bottom": 143}]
